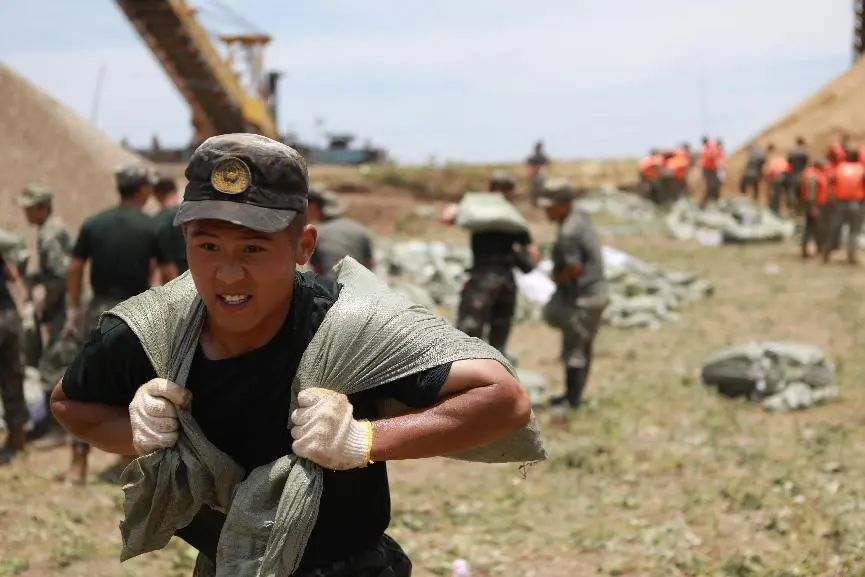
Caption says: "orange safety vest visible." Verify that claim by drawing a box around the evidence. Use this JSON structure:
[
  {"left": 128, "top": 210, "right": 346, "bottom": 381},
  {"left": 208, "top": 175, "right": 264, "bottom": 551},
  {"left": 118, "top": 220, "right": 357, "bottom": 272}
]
[
  {"left": 700, "top": 143, "right": 719, "bottom": 170},
  {"left": 800, "top": 166, "right": 828, "bottom": 205},
  {"left": 766, "top": 157, "right": 790, "bottom": 182},
  {"left": 834, "top": 161, "right": 865, "bottom": 201},
  {"left": 639, "top": 154, "right": 664, "bottom": 179},
  {"left": 831, "top": 142, "right": 846, "bottom": 164},
  {"left": 666, "top": 154, "right": 689, "bottom": 181}
]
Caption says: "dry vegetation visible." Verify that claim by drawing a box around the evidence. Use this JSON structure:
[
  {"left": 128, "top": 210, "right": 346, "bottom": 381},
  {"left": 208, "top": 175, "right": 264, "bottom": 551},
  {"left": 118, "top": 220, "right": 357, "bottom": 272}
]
[{"left": 3, "top": 180, "right": 865, "bottom": 577}]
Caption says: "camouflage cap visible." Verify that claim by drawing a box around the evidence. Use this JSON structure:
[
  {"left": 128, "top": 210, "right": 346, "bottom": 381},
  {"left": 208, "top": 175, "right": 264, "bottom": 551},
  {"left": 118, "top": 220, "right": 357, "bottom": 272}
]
[
  {"left": 115, "top": 164, "right": 157, "bottom": 190},
  {"left": 175, "top": 133, "right": 308, "bottom": 233},
  {"left": 17, "top": 184, "right": 53, "bottom": 208},
  {"left": 308, "top": 183, "right": 344, "bottom": 218},
  {"left": 536, "top": 177, "right": 575, "bottom": 207}
]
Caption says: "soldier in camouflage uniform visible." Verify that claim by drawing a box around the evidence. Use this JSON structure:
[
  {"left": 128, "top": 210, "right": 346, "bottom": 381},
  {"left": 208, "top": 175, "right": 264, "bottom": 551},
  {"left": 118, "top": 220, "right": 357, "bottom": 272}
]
[
  {"left": 63, "top": 165, "right": 171, "bottom": 482},
  {"left": 18, "top": 185, "right": 72, "bottom": 444},
  {"left": 307, "top": 185, "right": 374, "bottom": 279},
  {"left": 538, "top": 179, "right": 608, "bottom": 409},
  {"left": 0, "top": 231, "right": 29, "bottom": 464},
  {"left": 445, "top": 172, "right": 538, "bottom": 355}
]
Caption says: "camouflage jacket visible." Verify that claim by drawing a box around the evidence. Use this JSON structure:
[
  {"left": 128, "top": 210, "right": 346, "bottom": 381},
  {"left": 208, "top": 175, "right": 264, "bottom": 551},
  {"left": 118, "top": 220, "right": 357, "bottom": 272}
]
[{"left": 31, "top": 215, "right": 72, "bottom": 318}]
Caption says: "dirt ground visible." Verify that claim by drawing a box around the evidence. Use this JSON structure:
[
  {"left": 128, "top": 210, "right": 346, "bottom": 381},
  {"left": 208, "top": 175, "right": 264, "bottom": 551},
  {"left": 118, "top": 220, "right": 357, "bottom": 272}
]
[{"left": 3, "top": 182, "right": 865, "bottom": 577}]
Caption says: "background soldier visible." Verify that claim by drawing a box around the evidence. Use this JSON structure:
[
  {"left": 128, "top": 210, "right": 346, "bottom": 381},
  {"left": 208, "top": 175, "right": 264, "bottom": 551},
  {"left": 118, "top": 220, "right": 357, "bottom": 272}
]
[
  {"left": 17, "top": 184, "right": 72, "bottom": 445},
  {"left": 526, "top": 141, "right": 550, "bottom": 205},
  {"left": 63, "top": 165, "right": 172, "bottom": 482},
  {"left": 538, "top": 179, "right": 608, "bottom": 409},
  {"left": 800, "top": 159, "right": 828, "bottom": 258},
  {"left": 444, "top": 172, "right": 539, "bottom": 356},
  {"left": 306, "top": 185, "right": 374, "bottom": 278},
  {"left": 153, "top": 175, "right": 186, "bottom": 280},
  {"left": 0, "top": 232, "right": 28, "bottom": 464},
  {"left": 740, "top": 144, "right": 767, "bottom": 200},
  {"left": 787, "top": 136, "right": 810, "bottom": 214},
  {"left": 823, "top": 149, "right": 865, "bottom": 265}
]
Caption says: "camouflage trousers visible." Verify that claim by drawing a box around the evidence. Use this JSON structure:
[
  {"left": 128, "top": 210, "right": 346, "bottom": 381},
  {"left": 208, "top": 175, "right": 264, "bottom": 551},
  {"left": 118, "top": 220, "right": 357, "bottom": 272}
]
[
  {"left": 740, "top": 171, "right": 760, "bottom": 200},
  {"left": 701, "top": 169, "right": 721, "bottom": 207},
  {"left": 544, "top": 292, "right": 608, "bottom": 369},
  {"left": 456, "top": 267, "right": 517, "bottom": 353},
  {"left": 801, "top": 204, "right": 828, "bottom": 255},
  {"left": 0, "top": 308, "right": 28, "bottom": 430},
  {"left": 823, "top": 201, "right": 863, "bottom": 263}
]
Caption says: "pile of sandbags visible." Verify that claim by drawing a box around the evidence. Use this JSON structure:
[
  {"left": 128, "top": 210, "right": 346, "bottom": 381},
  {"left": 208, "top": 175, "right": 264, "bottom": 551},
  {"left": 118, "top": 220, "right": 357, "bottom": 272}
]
[
  {"left": 574, "top": 186, "right": 659, "bottom": 223},
  {"left": 375, "top": 241, "right": 471, "bottom": 309},
  {"left": 666, "top": 197, "right": 795, "bottom": 245},
  {"left": 701, "top": 342, "right": 837, "bottom": 411},
  {"left": 602, "top": 246, "right": 714, "bottom": 329}
]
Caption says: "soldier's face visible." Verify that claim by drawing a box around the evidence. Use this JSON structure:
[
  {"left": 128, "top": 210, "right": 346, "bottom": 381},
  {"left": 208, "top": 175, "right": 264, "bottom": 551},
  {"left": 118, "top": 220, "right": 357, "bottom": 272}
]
[
  {"left": 23, "top": 204, "right": 48, "bottom": 226},
  {"left": 185, "top": 219, "right": 317, "bottom": 336}
]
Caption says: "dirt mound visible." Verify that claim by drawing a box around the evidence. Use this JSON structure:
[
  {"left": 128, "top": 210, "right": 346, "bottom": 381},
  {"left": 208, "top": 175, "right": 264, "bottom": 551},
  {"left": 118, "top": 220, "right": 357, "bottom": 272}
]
[
  {"left": 727, "top": 56, "right": 865, "bottom": 184},
  {"left": 0, "top": 63, "right": 144, "bottom": 235}
]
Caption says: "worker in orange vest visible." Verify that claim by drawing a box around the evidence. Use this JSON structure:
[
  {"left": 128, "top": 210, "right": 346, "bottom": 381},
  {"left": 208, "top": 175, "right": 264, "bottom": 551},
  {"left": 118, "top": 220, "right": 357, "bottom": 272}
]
[
  {"left": 638, "top": 149, "right": 665, "bottom": 204},
  {"left": 700, "top": 136, "right": 721, "bottom": 207},
  {"left": 661, "top": 146, "right": 691, "bottom": 205},
  {"left": 800, "top": 159, "right": 828, "bottom": 258},
  {"left": 765, "top": 143, "right": 791, "bottom": 214},
  {"left": 824, "top": 149, "right": 865, "bottom": 264}
]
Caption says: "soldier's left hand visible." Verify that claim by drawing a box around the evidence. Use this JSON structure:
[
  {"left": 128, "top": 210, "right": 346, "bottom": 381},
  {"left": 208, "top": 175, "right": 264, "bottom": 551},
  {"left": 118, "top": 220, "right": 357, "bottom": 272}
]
[{"left": 291, "top": 388, "right": 372, "bottom": 470}]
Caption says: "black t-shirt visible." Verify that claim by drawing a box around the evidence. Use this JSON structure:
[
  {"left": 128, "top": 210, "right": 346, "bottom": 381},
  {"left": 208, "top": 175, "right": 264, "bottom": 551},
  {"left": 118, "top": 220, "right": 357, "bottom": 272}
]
[
  {"left": 153, "top": 206, "right": 188, "bottom": 274},
  {"left": 470, "top": 230, "right": 532, "bottom": 269},
  {"left": 72, "top": 205, "right": 167, "bottom": 299},
  {"left": 61, "top": 272, "right": 450, "bottom": 569},
  {"left": 0, "top": 257, "right": 14, "bottom": 311}
]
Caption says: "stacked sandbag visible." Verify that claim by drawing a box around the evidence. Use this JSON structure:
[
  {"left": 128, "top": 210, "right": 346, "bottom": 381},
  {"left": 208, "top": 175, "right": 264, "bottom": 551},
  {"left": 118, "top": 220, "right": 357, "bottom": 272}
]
[
  {"left": 603, "top": 257, "right": 714, "bottom": 329},
  {"left": 701, "top": 341, "right": 837, "bottom": 411},
  {"left": 574, "top": 186, "right": 659, "bottom": 223},
  {"left": 376, "top": 241, "right": 471, "bottom": 309},
  {"left": 666, "top": 197, "right": 795, "bottom": 244}
]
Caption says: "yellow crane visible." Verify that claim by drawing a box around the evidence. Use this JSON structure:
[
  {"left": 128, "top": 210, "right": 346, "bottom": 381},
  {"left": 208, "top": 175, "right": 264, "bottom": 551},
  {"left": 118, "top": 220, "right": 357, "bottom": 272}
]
[{"left": 116, "top": 0, "right": 278, "bottom": 141}]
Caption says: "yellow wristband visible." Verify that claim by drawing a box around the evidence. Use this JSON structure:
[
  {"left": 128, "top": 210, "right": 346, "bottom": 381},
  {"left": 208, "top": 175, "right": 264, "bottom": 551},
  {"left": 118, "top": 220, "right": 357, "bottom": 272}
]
[{"left": 365, "top": 420, "right": 375, "bottom": 465}]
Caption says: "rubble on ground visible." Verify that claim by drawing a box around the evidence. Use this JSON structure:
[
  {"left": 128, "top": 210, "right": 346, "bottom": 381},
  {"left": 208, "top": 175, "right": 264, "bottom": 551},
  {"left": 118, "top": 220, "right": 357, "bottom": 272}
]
[
  {"left": 375, "top": 241, "right": 713, "bottom": 330},
  {"left": 666, "top": 197, "right": 795, "bottom": 245},
  {"left": 701, "top": 341, "right": 837, "bottom": 411},
  {"left": 574, "top": 186, "right": 659, "bottom": 223}
]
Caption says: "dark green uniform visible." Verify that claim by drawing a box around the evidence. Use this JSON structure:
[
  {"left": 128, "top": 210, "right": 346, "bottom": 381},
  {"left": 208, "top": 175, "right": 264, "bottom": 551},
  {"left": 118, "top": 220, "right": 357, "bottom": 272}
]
[
  {"left": 73, "top": 205, "right": 167, "bottom": 331},
  {"left": 740, "top": 148, "right": 766, "bottom": 199},
  {"left": 310, "top": 216, "right": 374, "bottom": 279},
  {"left": 153, "top": 205, "right": 188, "bottom": 274},
  {"left": 0, "top": 256, "right": 27, "bottom": 434},
  {"left": 787, "top": 147, "right": 809, "bottom": 212},
  {"left": 456, "top": 230, "right": 532, "bottom": 353},
  {"left": 543, "top": 209, "right": 608, "bottom": 407}
]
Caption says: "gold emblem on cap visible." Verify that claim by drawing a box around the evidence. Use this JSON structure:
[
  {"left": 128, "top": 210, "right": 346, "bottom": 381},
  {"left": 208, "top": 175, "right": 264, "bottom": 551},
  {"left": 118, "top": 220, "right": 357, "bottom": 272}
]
[{"left": 211, "top": 157, "right": 251, "bottom": 195}]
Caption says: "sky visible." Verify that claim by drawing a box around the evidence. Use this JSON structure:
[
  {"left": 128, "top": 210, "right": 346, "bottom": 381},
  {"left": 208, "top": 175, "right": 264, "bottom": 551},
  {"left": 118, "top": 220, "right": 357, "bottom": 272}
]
[{"left": 0, "top": 1, "right": 854, "bottom": 163}]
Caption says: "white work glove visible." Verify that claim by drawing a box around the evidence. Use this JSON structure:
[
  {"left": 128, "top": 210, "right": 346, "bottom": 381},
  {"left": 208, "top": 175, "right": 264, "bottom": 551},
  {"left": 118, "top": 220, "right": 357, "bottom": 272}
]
[
  {"left": 291, "top": 388, "right": 372, "bottom": 470},
  {"left": 129, "top": 378, "right": 192, "bottom": 455},
  {"left": 61, "top": 307, "right": 81, "bottom": 340}
]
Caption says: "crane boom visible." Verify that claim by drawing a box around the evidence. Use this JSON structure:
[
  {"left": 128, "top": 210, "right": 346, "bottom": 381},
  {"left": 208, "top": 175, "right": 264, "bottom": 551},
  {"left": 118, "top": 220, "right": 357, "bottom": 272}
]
[{"left": 116, "top": 0, "right": 277, "bottom": 140}]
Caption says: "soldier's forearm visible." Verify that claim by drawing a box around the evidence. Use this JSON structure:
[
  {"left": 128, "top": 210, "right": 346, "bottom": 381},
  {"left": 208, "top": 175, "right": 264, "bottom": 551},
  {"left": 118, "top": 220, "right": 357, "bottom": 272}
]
[
  {"left": 67, "top": 260, "right": 85, "bottom": 308},
  {"left": 51, "top": 383, "right": 136, "bottom": 455}
]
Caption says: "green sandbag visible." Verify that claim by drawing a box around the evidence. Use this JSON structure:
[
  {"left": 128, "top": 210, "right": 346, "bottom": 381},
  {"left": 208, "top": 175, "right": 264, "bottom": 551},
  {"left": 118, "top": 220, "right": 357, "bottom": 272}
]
[{"left": 456, "top": 192, "right": 529, "bottom": 234}]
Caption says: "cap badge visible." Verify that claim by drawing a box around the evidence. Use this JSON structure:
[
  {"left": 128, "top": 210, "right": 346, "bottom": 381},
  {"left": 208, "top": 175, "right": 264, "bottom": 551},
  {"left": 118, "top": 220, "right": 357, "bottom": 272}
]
[{"left": 211, "top": 157, "right": 251, "bottom": 195}]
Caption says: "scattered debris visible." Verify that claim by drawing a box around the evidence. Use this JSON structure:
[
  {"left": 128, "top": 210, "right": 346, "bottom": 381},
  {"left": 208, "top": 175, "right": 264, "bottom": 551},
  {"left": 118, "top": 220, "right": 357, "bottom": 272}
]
[
  {"left": 701, "top": 342, "right": 837, "bottom": 411},
  {"left": 666, "top": 198, "right": 795, "bottom": 244}
]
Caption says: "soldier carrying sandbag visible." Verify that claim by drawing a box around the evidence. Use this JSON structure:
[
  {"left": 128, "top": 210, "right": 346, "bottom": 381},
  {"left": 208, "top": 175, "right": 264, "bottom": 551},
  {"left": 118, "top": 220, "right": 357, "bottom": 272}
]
[
  {"left": 442, "top": 171, "right": 540, "bottom": 357},
  {"left": 49, "top": 134, "right": 535, "bottom": 576}
]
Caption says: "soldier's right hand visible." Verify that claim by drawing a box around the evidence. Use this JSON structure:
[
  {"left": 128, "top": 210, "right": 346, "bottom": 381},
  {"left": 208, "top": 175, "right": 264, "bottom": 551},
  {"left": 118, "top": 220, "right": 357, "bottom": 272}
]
[
  {"left": 60, "top": 307, "right": 81, "bottom": 340},
  {"left": 129, "top": 378, "right": 192, "bottom": 455}
]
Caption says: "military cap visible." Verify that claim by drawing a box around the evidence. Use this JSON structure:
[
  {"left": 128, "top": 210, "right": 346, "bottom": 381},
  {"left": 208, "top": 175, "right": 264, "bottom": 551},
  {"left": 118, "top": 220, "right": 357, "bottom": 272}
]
[
  {"left": 17, "top": 184, "right": 53, "bottom": 208},
  {"left": 115, "top": 164, "right": 157, "bottom": 190},
  {"left": 175, "top": 133, "right": 308, "bottom": 233},
  {"left": 536, "top": 177, "right": 576, "bottom": 207},
  {"left": 308, "top": 183, "right": 344, "bottom": 219},
  {"left": 489, "top": 170, "right": 516, "bottom": 191}
]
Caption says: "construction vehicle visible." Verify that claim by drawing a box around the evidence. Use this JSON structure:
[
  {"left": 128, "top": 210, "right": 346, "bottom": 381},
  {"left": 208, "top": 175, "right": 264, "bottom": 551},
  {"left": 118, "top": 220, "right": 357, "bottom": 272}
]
[{"left": 116, "top": 0, "right": 279, "bottom": 142}]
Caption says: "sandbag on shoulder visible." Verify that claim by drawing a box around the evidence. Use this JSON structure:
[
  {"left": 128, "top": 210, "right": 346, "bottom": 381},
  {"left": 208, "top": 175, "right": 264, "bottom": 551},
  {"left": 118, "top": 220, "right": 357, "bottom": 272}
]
[
  {"left": 456, "top": 192, "right": 529, "bottom": 234},
  {"left": 113, "top": 258, "right": 546, "bottom": 577}
]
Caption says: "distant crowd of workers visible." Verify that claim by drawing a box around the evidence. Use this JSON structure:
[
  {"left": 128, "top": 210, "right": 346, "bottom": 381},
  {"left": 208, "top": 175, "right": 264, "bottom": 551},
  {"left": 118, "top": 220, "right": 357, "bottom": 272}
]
[{"left": 639, "top": 133, "right": 865, "bottom": 263}]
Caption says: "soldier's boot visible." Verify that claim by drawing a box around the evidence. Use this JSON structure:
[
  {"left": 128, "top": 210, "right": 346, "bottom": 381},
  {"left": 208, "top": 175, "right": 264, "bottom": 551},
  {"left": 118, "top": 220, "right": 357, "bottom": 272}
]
[
  {"left": 0, "top": 425, "right": 26, "bottom": 466},
  {"left": 565, "top": 367, "right": 587, "bottom": 409},
  {"left": 69, "top": 442, "right": 90, "bottom": 485}
]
